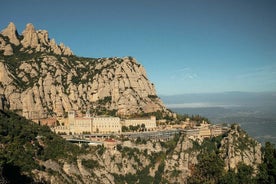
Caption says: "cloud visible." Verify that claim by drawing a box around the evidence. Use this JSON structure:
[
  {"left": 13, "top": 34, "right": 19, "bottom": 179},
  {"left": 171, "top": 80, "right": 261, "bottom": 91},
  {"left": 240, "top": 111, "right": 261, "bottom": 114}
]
[
  {"left": 187, "top": 73, "right": 198, "bottom": 79},
  {"left": 170, "top": 67, "right": 198, "bottom": 80},
  {"left": 166, "top": 102, "right": 241, "bottom": 108}
]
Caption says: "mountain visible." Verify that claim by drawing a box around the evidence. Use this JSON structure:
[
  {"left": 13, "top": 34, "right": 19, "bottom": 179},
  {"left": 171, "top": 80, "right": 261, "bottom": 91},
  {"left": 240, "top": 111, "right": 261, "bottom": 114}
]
[
  {"left": 0, "top": 22, "right": 169, "bottom": 119},
  {"left": 0, "top": 22, "right": 73, "bottom": 56},
  {"left": 1, "top": 22, "right": 275, "bottom": 184},
  {"left": 1, "top": 110, "right": 271, "bottom": 184}
]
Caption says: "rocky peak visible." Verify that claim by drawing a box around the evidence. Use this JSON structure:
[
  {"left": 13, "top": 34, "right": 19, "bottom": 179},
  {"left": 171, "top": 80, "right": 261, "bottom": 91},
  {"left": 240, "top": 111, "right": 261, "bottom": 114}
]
[
  {"left": 21, "top": 23, "right": 39, "bottom": 48},
  {"left": 37, "top": 30, "right": 49, "bottom": 45},
  {"left": 0, "top": 22, "right": 73, "bottom": 56},
  {"left": 0, "top": 22, "right": 171, "bottom": 119},
  {"left": 59, "top": 43, "right": 73, "bottom": 56},
  {"left": 0, "top": 22, "right": 20, "bottom": 46},
  {"left": 220, "top": 125, "right": 262, "bottom": 171}
]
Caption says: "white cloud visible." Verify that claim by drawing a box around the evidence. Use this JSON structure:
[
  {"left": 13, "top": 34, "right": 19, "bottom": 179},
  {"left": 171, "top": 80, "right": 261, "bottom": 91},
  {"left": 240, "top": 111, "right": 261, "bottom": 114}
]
[
  {"left": 166, "top": 102, "right": 241, "bottom": 108},
  {"left": 170, "top": 66, "right": 198, "bottom": 80}
]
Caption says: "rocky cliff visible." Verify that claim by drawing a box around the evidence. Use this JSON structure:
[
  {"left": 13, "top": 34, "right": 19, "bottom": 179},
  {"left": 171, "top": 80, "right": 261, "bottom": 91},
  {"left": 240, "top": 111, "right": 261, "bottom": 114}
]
[
  {"left": 0, "top": 22, "right": 169, "bottom": 118},
  {"left": 1, "top": 22, "right": 73, "bottom": 56},
  {"left": 0, "top": 111, "right": 264, "bottom": 184},
  {"left": 220, "top": 124, "right": 262, "bottom": 172}
]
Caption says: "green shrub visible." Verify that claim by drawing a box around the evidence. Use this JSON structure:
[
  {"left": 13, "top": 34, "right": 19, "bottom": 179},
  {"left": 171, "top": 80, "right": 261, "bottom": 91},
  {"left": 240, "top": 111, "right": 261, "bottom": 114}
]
[{"left": 81, "top": 159, "right": 100, "bottom": 170}]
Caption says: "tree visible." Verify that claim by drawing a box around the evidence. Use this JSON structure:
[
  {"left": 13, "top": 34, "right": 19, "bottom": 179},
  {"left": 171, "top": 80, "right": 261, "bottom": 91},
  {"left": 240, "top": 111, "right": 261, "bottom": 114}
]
[
  {"left": 257, "top": 163, "right": 269, "bottom": 183},
  {"left": 188, "top": 151, "right": 224, "bottom": 184},
  {"left": 219, "top": 169, "right": 238, "bottom": 184},
  {"left": 236, "top": 163, "right": 254, "bottom": 184},
  {"left": 122, "top": 126, "right": 129, "bottom": 132},
  {"left": 154, "top": 162, "right": 165, "bottom": 184},
  {"left": 141, "top": 123, "right": 145, "bottom": 131},
  {"left": 257, "top": 142, "right": 276, "bottom": 183},
  {"left": 129, "top": 125, "right": 135, "bottom": 132},
  {"left": 116, "top": 144, "right": 122, "bottom": 151}
]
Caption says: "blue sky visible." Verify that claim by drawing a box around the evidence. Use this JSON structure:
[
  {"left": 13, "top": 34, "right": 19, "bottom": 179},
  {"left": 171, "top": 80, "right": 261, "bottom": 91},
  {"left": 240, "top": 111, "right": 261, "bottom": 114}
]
[{"left": 1, "top": 0, "right": 276, "bottom": 95}]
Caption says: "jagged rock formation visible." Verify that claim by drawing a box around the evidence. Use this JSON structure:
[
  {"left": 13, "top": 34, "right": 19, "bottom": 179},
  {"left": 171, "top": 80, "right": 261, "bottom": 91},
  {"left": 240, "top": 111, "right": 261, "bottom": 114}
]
[
  {"left": 220, "top": 124, "right": 262, "bottom": 171},
  {"left": 0, "top": 23, "right": 169, "bottom": 118},
  {"left": 1, "top": 22, "right": 20, "bottom": 46},
  {"left": 158, "top": 126, "right": 261, "bottom": 183},
  {"left": 0, "top": 22, "right": 73, "bottom": 56}
]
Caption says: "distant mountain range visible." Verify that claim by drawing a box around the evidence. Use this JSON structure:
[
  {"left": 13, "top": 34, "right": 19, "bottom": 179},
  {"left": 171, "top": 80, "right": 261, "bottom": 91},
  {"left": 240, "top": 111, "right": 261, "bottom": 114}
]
[
  {"left": 160, "top": 91, "right": 276, "bottom": 108},
  {"left": 161, "top": 91, "right": 276, "bottom": 145}
]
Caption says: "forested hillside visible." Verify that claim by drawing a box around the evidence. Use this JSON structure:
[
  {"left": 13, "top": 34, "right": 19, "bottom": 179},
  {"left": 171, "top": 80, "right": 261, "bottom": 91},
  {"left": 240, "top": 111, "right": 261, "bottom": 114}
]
[{"left": 1, "top": 110, "right": 276, "bottom": 183}]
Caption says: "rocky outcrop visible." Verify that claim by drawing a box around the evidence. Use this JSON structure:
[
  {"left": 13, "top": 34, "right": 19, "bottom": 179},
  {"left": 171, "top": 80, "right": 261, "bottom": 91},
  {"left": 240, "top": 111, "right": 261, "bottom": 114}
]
[
  {"left": 220, "top": 125, "right": 262, "bottom": 171},
  {"left": 0, "top": 36, "right": 14, "bottom": 56},
  {"left": 0, "top": 55, "right": 168, "bottom": 118},
  {"left": 1, "top": 22, "right": 20, "bottom": 46},
  {"left": 0, "top": 110, "right": 263, "bottom": 184},
  {"left": 163, "top": 136, "right": 196, "bottom": 183},
  {"left": 21, "top": 23, "right": 39, "bottom": 48},
  {"left": 160, "top": 127, "right": 262, "bottom": 182},
  {"left": 0, "top": 22, "right": 73, "bottom": 56},
  {"left": 30, "top": 129, "right": 261, "bottom": 183},
  {"left": 0, "top": 23, "right": 169, "bottom": 118}
]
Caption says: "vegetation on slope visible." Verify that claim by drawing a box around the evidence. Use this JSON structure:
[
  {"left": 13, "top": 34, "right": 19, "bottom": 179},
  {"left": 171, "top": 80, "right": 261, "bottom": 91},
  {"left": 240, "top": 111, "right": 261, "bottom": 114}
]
[
  {"left": 0, "top": 110, "right": 85, "bottom": 183},
  {"left": 0, "top": 109, "right": 276, "bottom": 184},
  {"left": 187, "top": 135, "right": 276, "bottom": 184}
]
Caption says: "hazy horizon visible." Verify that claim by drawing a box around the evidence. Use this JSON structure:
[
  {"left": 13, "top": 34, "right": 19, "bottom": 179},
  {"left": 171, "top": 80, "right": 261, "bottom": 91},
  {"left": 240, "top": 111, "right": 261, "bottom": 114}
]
[
  {"left": 160, "top": 91, "right": 276, "bottom": 107},
  {"left": 161, "top": 91, "right": 276, "bottom": 145}
]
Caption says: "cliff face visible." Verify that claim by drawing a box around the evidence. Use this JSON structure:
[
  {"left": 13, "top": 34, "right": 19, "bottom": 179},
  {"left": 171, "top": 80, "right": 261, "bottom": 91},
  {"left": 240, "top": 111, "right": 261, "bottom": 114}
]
[
  {"left": 0, "top": 22, "right": 73, "bottom": 56},
  {"left": 0, "top": 111, "right": 263, "bottom": 184},
  {"left": 33, "top": 129, "right": 262, "bottom": 184},
  {"left": 219, "top": 125, "right": 262, "bottom": 171},
  {"left": 29, "top": 128, "right": 263, "bottom": 183},
  {"left": 0, "top": 23, "right": 168, "bottom": 118}
]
